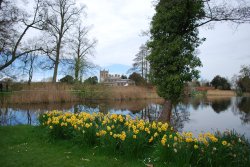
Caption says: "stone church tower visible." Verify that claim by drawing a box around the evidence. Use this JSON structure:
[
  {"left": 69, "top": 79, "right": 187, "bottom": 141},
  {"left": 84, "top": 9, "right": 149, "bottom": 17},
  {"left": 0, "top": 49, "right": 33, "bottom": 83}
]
[{"left": 100, "top": 70, "right": 109, "bottom": 82}]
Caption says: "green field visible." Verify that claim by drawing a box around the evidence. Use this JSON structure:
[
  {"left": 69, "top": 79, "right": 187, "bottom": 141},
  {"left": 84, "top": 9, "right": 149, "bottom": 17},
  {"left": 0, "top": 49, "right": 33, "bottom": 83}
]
[{"left": 0, "top": 126, "right": 146, "bottom": 167}]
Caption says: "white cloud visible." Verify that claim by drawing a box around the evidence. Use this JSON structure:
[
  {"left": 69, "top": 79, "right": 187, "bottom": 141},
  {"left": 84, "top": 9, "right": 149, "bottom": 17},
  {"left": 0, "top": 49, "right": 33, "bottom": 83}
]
[
  {"left": 198, "top": 23, "right": 250, "bottom": 80},
  {"left": 79, "top": 0, "right": 250, "bottom": 80},
  {"left": 78, "top": 0, "right": 155, "bottom": 66}
]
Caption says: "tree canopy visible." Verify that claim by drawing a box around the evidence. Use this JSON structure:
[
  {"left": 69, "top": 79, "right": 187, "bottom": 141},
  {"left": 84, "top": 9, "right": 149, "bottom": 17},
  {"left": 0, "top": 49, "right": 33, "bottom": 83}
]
[
  {"left": 211, "top": 75, "right": 231, "bottom": 90},
  {"left": 147, "top": 0, "right": 250, "bottom": 104},
  {"left": 128, "top": 72, "right": 147, "bottom": 86},
  {"left": 84, "top": 76, "right": 98, "bottom": 85},
  {"left": 147, "top": 0, "right": 204, "bottom": 102},
  {"left": 237, "top": 65, "right": 250, "bottom": 92},
  {"left": 59, "top": 75, "right": 74, "bottom": 84}
]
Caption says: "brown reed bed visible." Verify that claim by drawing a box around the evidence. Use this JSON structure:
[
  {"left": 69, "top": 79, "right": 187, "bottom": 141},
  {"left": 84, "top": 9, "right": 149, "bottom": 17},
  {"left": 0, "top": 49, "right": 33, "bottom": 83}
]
[
  {"left": 206, "top": 89, "right": 236, "bottom": 97},
  {"left": 107, "top": 86, "right": 160, "bottom": 100},
  {"left": 1, "top": 83, "right": 160, "bottom": 104}
]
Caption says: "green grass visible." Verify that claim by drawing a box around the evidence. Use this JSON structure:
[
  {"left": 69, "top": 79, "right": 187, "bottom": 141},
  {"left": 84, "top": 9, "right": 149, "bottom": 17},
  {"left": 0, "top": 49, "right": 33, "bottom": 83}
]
[{"left": 0, "top": 126, "right": 146, "bottom": 167}]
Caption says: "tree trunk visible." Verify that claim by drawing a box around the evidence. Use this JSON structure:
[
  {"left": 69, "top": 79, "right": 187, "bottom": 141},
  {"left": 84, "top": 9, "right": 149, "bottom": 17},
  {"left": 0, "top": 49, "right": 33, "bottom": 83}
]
[
  {"left": 52, "top": 56, "right": 59, "bottom": 83},
  {"left": 52, "top": 39, "right": 61, "bottom": 83},
  {"left": 75, "top": 58, "right": 80, "bottom": 81},
  {"left": 28, "top": 57, "right": 34, "bottom": 85},
  {"left": 158, "top": 100, "right": 172, "bottom": 123}
]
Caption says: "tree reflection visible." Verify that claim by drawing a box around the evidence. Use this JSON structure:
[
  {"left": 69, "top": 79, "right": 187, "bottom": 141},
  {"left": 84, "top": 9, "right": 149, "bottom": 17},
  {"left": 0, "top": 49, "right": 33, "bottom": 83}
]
[
  {"left": 237, "top": 97, "right": 250, "bottom": 124},
  {"left": 0, "top": 107, "right": 8, "bottom": 125},
  {"left": 27, "top": 110, "right": 31, "bottom": 125},
  {"left": 0, "top": 107, "right": 16, "bottom": 125},
  {"left": 157, "top": 102, "right": 190, "bottom": 132},
  {"left": 189, "top": 98, "right": 201, "bottom": 110},
  {"left": 140, "top": 104, "right": 161, "bottom": 122},
  {"left": 211, "top": 99, "right": 231, "bottom": 113},
  {"left": 0, "top": 107, "right": 40, "bottom": 125},
  {"left": 238, "top": 97, "right": 250, "bottom": 113},
  {"left": 170, "top": 104, "right": 190, "bottom": 132}
]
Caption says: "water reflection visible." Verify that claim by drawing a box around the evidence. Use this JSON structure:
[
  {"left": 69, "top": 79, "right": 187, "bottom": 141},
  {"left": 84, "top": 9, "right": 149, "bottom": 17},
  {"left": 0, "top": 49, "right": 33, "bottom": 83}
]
[
  {"left": 211, "top": 98, "right": 231, "bottom": 113},
  {"left": 171, "top": 104, "right": 190, "bottom": 132},
  {"left": 0, "top": 107, "right": 39, "bottom": 125},
  {"left": 235, "top": 97, "right": 250, "bottom": 125},
  {"left": 238, "top": 97, "right": 250, "bottom": 113},
  {"left": 1, "top": 97, "right": 250, "bottom": 139}
]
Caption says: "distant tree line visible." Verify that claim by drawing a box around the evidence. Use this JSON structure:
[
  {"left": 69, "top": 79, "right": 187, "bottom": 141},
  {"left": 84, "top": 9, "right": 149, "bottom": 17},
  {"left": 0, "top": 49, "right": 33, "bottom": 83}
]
[{"left": 188, "top": 65, "right": 250, "bottom": 93}]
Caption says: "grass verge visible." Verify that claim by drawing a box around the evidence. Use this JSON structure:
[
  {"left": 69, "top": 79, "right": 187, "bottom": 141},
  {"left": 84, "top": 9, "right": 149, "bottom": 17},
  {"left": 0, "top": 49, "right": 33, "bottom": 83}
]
[{"left": 0, "top": 125, "right": 146, "bottom": 167}]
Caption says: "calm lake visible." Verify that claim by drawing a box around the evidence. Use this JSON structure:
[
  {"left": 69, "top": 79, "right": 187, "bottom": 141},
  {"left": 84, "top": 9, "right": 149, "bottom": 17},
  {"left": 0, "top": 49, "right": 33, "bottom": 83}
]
[{"left": 1, "top": 97, "right": 250, "bottom": 139}]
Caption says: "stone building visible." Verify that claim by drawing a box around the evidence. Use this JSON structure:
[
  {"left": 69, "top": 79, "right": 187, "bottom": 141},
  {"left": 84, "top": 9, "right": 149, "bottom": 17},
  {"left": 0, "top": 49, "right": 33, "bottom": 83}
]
[{"left": 99, "top": 70, "right": 135, "bottom": 86}]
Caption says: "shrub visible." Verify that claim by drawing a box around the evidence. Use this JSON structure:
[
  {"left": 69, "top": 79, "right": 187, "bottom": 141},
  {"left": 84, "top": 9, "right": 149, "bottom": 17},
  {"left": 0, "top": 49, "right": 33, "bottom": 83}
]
[
  {"left": 59, "top": 75, "right": 74, "bottom": 84},
  {"left": 211, "top": 75, "right": 231, "bottom": 90}
]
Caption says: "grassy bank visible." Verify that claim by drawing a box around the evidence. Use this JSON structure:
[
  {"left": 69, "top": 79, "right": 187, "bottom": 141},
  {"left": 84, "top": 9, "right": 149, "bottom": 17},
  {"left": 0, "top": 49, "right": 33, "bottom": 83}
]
[
  {"left": 0, "top": 125, "right": 145, "bottom": 167},
  {"left": 1, "top": 113, "right": 250, "bottom": 167},
  {"left": 1, "top": 83, "right": 160, "bottom": 104}
]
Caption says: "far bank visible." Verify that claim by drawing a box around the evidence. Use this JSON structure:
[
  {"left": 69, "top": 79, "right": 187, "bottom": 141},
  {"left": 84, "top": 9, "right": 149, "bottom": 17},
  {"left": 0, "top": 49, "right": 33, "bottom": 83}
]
[
  {"left": 1, "top": 83, "right": 249, "bottom": 105},
  {"left": 0, "top": 83, "right": 160, "bottom": 104}
]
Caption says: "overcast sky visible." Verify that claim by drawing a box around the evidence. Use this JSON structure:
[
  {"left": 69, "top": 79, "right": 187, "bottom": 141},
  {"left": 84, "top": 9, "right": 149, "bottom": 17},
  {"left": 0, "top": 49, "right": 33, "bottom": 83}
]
[
  {"left": 15, "top": 0, "right": 250, "bottom": 81},
  {"left": 76, "top": 0, "right": 250, "bottom": 81}
]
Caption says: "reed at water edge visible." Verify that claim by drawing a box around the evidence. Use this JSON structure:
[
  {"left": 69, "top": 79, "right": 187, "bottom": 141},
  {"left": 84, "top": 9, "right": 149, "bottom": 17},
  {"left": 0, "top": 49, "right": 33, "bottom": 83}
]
[{"left": 1, "top": 83, "right": 160, "bottom": 104}]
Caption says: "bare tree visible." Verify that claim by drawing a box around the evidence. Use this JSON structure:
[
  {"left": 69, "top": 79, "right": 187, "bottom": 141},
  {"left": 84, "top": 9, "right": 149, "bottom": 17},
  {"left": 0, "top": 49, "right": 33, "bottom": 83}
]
[
  {"left": 0, "top": 0, "right": 18, "bottom": 54},
  {"left": 66, "top": 24, "right": 97, "bottom": 82},
  {"left": 199, "top": 0, "right": 250, "bottom": 27},
  {"left": 20, "top": 52, "right": 39, "bottom": 85},
  {"left": 41, "top": 0, "right": 84, "bottom": 83},
  {"left": 128, "top": 44, "right": 150, "bottom": 81},
  {"left": 0, "top": 0, "right": 45, "bottom": 71}
]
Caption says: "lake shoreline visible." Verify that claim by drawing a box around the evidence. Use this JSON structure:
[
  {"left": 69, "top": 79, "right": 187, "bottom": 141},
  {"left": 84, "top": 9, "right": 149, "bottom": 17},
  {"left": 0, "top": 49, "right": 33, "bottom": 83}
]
[{"left": 1, "top": 83, "right": 250, "bottom": 105}]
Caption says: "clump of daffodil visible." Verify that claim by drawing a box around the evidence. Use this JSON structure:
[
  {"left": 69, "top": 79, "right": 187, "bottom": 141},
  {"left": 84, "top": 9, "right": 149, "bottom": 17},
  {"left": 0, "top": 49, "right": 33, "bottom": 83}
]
[{"left": 40, "top": 110, "right": 250, "bottom": 167}]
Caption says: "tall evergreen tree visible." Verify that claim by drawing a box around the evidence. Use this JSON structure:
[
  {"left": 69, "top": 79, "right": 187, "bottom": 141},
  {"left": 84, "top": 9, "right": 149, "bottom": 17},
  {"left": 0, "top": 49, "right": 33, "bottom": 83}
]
[{"left": 147, "top": 0, "right": 204, "bottom": 117}]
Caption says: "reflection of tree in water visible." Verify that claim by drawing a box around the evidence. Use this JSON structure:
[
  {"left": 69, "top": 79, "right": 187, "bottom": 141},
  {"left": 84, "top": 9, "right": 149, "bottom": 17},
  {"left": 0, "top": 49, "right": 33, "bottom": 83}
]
[
  {"left": 183, "top": 98, "right": 200, "bottom": 110},
  {"left": 238, "top": 97, "right": 250, "bottom": 113},
  {"left": 237, "top": 97, "right": 250, "bottom": 124},
  {"left": 155, "top": 102, "right": 190, "bottom": 132},
  {"left": 74, "top": 103, "right": 99, "bottom": 114},
  {"left": 170, "top": 104, "right": 190, "bottom": 132},
  {"left": 240, "top": 113, "right": 250, "bottom": 124},
  {"left": 0, "top": 108, "right": 19, "bottom": 125},
  {"left": 0, "top": 107, "right": 9, "bottom": 125},
  {"left": 230, "top": 97, "right": 250, "bottom": 125},
  {"left": 211, "top": 99, "right": 231, "bottom": 113},
  {"left": 27, "top": 110, "right": 31, "bottom": 125},
  {"left": 191, "top": 100, "right": 200, "bottom": 110},
  {"left": 0, "top": 108, "right": 18, "bottom": 125},
  {"left": 183, "top": 97, "right": 211, "bottom": 110},
  {"left": 140, "top": 104, "right": 161, "bottom": 122},
  {"left": 0, "top": 107, "right": 39, "bottom": 125}
]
